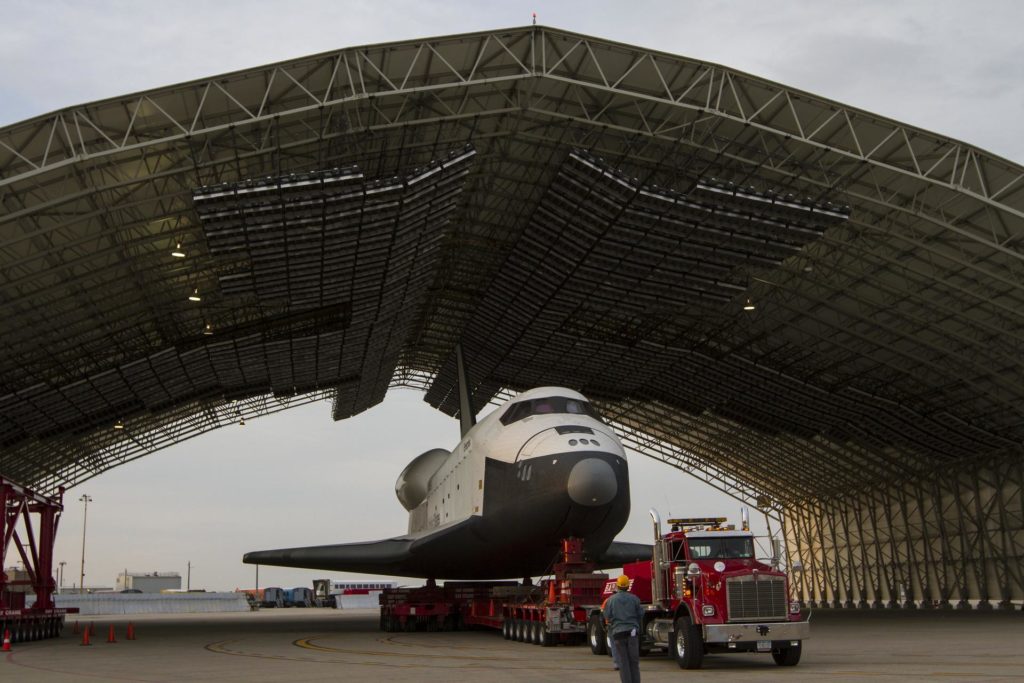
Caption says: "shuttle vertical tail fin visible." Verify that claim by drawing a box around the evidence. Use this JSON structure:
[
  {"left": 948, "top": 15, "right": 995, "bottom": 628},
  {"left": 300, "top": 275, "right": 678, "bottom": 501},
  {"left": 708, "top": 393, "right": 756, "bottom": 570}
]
[{"left": 455, "top": 344, "right": 476, "bottom": 438}]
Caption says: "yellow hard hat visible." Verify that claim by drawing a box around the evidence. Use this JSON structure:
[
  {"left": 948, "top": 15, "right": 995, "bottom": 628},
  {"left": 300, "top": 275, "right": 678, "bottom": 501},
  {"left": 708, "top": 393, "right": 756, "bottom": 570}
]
[{"left": 616, "top": 575, "right": 630, "bottom": 589}]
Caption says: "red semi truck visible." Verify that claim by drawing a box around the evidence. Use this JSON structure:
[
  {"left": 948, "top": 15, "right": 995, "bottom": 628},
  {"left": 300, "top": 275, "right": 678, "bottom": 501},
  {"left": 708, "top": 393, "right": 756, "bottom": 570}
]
[{"left": 586, "top": 510, "right": 809, "bottom": 669}]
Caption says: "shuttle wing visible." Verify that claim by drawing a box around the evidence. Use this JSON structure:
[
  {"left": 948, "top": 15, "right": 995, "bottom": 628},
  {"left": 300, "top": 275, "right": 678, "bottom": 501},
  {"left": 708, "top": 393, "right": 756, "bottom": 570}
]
[
  {"left": 244, "top": 520, "right": 651, "bottom": 579},
  {"left": 243, "top": 537, "right": 414, "bottom": 575},
  {"left": 243, "top": 518, "right": 482, "bottom": 577},
  {"left": 592, "top": 541, "right": 653, "bottom": 567}
]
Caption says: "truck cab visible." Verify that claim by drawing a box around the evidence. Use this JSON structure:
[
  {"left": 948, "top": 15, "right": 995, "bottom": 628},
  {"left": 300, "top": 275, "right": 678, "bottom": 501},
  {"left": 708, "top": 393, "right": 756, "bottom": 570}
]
[{"left": 590, "top": 510, "right": 809, "bottom": 669}]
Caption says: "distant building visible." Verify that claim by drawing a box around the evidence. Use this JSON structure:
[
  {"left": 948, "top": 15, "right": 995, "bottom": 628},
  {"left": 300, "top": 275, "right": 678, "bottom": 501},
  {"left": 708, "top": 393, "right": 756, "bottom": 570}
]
[
  {"left": 116, "top": 571, "right": 182, "bottom": 593},
  {"left": 3, "top": 566, "right": 31, "bottom": 592}
]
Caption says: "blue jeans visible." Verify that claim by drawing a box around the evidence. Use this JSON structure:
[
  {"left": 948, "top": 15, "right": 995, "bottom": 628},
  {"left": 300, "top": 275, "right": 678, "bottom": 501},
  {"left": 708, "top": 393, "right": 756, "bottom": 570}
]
[{"left": 612, "top": 634, "right": 640, "bottom": 683}]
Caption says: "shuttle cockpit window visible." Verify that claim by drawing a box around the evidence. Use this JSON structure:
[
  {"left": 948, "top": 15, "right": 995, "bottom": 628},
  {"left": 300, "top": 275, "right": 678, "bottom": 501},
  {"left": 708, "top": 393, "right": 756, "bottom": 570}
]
[
  {"left": 565, "top": 399, "right": 587, "bottom": 414},
  {"left": 499, "top": 396, "right": 605, "bottom": 425}
]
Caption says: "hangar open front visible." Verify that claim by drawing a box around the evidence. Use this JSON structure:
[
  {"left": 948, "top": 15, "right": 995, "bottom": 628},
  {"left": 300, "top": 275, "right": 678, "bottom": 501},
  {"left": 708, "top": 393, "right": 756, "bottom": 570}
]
[{"left": 1, "top": 26, "right": 1022, "bottom": 610}]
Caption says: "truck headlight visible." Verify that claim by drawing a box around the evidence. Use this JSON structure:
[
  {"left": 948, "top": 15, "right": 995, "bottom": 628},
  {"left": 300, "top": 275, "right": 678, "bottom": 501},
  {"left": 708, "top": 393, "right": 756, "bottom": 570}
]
[
  {"left": 789, "top": 601, "right": 801, "bottom": 614},
  {"left": 701, "top": 604, "right": 715, "bottom": 617}
]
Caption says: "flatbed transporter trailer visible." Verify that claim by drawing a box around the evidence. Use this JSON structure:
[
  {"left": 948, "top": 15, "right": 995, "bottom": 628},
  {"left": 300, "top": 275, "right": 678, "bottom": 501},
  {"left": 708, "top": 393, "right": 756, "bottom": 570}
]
[
  {"left": 379, "top": 538, "right": 608, "bottom": 646},
  {"left": 0, "top": 477, "right": 77, "bottom": 642},
  {"left": 586, "top": 511, "right": 810, "bottom": 669}
]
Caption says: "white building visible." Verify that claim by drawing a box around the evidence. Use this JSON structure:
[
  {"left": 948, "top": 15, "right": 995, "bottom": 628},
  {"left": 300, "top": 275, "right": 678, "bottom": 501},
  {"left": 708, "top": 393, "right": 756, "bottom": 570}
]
[{"left": 116, "top": 571, "right": 181, "bottom": 593}]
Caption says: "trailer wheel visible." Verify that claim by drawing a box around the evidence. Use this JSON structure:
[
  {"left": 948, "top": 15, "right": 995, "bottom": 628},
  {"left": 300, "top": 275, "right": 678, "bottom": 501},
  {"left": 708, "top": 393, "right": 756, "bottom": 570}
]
[
  {"left": 502, "top": 619, "right": 511, "bottom": 639},
  {"left": 587, "top": 615, "right": 607, "bottom": 655},
  {"left": 512, "top": 619, "right": 523, "bottom": 642},
  {"left": 532, "top": 620, "right": 543, "bottom": 645},
  {"left": 671, "top": 615, "right": 703, "bottom": 670},
  {"left": 772, "top": 642, "right": 802, "bottom": 666},
  {"left": 539, "top": 623, "right": 554, "bottom": 647}
]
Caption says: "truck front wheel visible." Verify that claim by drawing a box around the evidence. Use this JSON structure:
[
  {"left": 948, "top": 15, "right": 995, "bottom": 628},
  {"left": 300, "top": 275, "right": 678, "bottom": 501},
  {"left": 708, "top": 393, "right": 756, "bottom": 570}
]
[
  {"left": 772, "top": 642, "right": 802, "bottom": 666},
  {"left": 672, "top": 615, "right": 704, "bottom": 670},
  {"left": 587, "top": 615, "right": 608, "bottom": 655}
]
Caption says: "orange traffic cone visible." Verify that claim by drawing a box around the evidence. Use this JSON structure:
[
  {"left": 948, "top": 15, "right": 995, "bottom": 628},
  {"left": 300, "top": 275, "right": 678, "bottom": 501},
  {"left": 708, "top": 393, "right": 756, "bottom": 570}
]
[
  {"left": 107, "top": 624, "right": 117, "bottom": 643},
  {"left": 80, "top": 627, "right": 91, "bottom": 646},
  {"left": 126, "top": 622, "right": 136, "bottom": 641},
  {"left": 2, "top": 629, "right": 11, "bottom": 652}
]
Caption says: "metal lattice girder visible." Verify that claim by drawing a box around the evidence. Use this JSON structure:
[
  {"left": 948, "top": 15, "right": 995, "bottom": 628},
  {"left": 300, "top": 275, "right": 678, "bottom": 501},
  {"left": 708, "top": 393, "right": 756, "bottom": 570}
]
[
  {"left": 1, "top": 26, "right": 1023, "bottom": 604},
  {"left": 784, "top": 448, "right": 1024, "bottom": 607}
]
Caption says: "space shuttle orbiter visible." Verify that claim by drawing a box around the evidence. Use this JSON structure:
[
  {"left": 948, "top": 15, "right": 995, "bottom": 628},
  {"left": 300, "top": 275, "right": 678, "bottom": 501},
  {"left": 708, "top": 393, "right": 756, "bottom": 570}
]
[{"left": 243, "top": 353, "right": 650, "bottom": 579}]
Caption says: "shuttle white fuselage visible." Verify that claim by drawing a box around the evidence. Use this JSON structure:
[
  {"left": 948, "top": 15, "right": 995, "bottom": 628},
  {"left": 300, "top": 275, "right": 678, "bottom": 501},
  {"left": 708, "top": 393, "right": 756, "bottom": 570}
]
[
  {"left": 245, "top": 386, "right": 644, "bottom": 579},
  {"left": 397, "top": 387, "right": 625, "bottom": 535}
]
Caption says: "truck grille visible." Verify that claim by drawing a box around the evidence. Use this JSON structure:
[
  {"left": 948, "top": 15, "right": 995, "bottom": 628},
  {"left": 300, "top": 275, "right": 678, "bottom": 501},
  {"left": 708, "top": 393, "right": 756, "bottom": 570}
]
[{"left": 725, "top": 575, "right": 787, "bottom": 622}]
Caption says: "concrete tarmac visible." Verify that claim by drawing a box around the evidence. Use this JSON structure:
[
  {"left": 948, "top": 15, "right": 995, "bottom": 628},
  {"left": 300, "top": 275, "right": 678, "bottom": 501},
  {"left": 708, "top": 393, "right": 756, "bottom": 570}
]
[{"left": 2, "top": 608, "right": 1022, "bottom": 682}]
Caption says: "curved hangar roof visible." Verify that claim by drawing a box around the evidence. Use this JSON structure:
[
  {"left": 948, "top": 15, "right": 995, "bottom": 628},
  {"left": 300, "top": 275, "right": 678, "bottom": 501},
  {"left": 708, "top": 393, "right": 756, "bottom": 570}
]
[{"left": 1, "top": 26, "right": 1022, "bottom": 509}]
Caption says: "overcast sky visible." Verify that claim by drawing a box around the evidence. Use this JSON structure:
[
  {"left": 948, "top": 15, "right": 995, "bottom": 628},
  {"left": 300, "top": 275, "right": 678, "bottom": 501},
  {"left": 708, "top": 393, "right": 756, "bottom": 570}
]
[{"left": 3, "top": 0, "right": 1021, "bottom": 591}]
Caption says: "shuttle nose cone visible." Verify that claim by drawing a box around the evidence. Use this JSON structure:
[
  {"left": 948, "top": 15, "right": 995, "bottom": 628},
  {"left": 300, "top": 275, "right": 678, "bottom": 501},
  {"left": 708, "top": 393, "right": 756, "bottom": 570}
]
[{"left": 567, "top": 458, "right": 618, "bottom": 506}]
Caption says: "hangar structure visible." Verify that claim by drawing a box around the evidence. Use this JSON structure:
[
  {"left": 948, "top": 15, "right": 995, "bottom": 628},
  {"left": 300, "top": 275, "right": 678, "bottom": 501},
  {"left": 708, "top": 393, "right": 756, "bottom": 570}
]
[{"left": 1, "top": 26, "right": 1022, "bottom": 609}]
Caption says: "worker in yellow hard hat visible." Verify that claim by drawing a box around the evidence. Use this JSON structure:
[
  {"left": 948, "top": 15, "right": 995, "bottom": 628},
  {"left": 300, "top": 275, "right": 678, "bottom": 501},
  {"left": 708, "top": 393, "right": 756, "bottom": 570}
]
[
  {"left": 601, "top": 592, "right": 623, "bottom": 671},
  {"left": 602, "top": 574, "right": 643, "bottom": 683}
]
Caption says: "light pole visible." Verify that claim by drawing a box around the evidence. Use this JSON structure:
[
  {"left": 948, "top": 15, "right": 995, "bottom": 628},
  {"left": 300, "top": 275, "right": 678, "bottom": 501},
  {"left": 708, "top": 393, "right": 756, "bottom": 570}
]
[
  {"left": 78, "top": 494, "right": 92, "bottom": 593},
  {"left": 58, "top": 561, "right": 66, "bottom": 593}
]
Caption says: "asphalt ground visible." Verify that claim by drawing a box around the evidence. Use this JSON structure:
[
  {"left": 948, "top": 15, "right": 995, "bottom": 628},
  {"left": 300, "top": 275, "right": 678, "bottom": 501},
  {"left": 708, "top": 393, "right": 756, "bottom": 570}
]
[{"left": 2, "top": 607, "right": 1022, "bottom": 682}]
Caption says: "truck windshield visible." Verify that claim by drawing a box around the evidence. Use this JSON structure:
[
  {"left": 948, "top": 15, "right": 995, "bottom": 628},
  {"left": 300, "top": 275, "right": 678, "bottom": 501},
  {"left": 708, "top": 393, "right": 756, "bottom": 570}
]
[{"left": 687, "top": 536, "right": 755, "bottom": 560}]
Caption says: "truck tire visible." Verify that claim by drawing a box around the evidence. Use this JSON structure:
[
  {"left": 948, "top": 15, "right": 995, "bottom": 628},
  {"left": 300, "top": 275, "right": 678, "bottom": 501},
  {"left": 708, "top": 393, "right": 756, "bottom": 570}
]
[
  {"left": 531, "top": 620, "right": 542, "bottom": 645},
  {"left": 772, "top": 642, "right": 802, "bottom": 666},
  {"left": 515, "top": 619, "right": 526, "bottom": 642},
  {"left": 672, "top": 615, "right": 704, "bottom": 670},
  {"left": 540, "top": 623, "right": 554, "bottom": 647},
  {"left": 587, "top": 615, "right": 607, "bottom": 655},
  {"left": 502, "top": 619, "right": 511, "bottom": 639}
]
